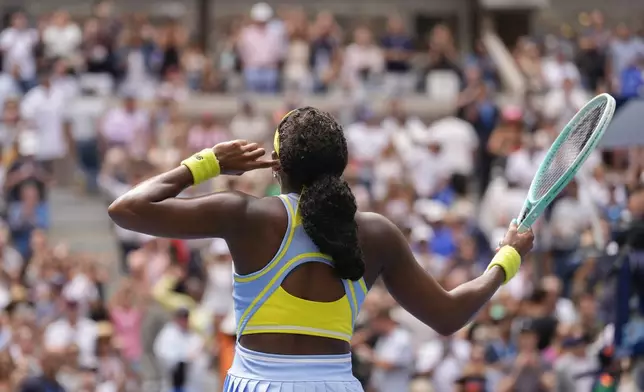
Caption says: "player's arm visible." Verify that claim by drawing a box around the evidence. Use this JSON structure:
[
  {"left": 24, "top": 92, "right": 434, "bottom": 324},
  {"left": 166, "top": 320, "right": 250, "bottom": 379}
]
[
  {"left": 108, "top": 140, "right": 277, "bottom": 239},
  {"left": 363, "top": 213, "right": 532, "bottom": 336}
]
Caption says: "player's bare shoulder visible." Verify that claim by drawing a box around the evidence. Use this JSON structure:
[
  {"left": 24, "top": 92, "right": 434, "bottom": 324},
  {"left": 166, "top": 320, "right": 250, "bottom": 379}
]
[{"left": 355, "top": 211, "right": 403, "bottom": 280}]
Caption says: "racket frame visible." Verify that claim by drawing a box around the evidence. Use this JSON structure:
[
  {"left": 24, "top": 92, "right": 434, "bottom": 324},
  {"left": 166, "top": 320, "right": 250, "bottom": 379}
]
[{"left": 516, "top": 93, "right": 616, "bottom": 233}]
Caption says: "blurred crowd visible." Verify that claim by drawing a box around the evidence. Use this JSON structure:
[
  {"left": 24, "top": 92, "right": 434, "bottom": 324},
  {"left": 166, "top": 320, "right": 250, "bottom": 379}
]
[{"left": 0, "top": 1, "right": 641, "bottom": 391}]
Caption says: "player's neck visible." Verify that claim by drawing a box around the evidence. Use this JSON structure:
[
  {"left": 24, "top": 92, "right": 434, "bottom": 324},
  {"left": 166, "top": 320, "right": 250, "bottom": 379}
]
[{"left": 280, "top": 179, "right": 302, "bottom": 195}]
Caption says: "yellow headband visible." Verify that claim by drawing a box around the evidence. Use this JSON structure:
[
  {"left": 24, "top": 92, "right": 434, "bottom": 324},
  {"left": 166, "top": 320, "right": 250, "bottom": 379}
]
[{"left": 274, "top": 109, "right": 297, "bottom": 156}]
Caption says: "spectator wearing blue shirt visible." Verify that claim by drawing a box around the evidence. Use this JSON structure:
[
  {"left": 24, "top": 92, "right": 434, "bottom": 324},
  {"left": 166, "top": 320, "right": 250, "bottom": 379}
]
[
  {"left": 7, "top": 182, "right": 49, "bottom": 259},
  {"left": 608, "top": 24, "right": 644, "bottom": 94},
  {"left": 381, "top": 15, "right": 415, "bottom": 95},
  {"left": 467, "top": 40, "right": 499, "bottom": 91},
  {"left": 618, "top": 56, "right": 644, "bottom": 100}
]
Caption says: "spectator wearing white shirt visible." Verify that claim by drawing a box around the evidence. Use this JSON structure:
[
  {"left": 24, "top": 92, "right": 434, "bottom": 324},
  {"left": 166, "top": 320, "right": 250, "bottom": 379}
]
[
  {"left": 408, "top": 133, "right": 449, "bottom": 199},
  {"left": 342, "top": 27, "right": 384, "bottom": 93},
  {"left": 237, "top": 3, "right": 284, "bottom": 93},
  {"left": 0, "top": 72, "right": 20, "bottom": 113},
  {"left": 153, "top": 308, "right": 207, "bottom": 392},
  {"left": 381, "top": 99, "right": 427, "bottom": 162},
  {"left": 367, "top": 309, "right": 414, "bottom": 392},
  {"left": 19, "top": 72, "right": 72, "bottom": 183},
  {"left": 0, "top": 12, "right": 38, "bottom": 92},
  {"left": 42, "top": 11, "right": 82, "bottom": 61},
  {"left": 43, "top": 299, "right": 98, "bottom": 369},
  {"left": 345, "top": 109, "right": 390, "bottom": 167},
  {"left": 427, "top": 116, "right": 479, "bottom": 177},
  {"left": 542, "top": 50, "right": 581, "bottom": 90},
  {"left": 416, "top": 335, "right": 471, "bottom": 392},
  {"left": 542, "top": 77, "right": 589, "bottom": 130},
  {"left": 505, "top": 136, "right": 547, "bottom": 189}
]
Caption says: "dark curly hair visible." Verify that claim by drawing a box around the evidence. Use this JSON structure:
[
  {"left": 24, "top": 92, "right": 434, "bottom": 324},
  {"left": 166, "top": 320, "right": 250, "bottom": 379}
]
[{"left": 276, "top": 107, "right": 364, "bottom": 281}]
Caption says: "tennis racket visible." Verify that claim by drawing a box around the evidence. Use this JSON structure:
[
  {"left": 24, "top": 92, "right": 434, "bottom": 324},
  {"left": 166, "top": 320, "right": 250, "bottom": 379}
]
[{"left": 516, "top": 93, "right": 616, "bottom": 233}]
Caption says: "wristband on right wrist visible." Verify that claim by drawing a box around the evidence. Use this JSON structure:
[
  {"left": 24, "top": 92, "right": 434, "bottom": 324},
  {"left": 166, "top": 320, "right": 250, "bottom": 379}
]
[
  {"left": 486, "top": 245, "right": 521, "bottom": 284},
  {"left": 181, "top": 148, "right": 221, "bottom": 185}
]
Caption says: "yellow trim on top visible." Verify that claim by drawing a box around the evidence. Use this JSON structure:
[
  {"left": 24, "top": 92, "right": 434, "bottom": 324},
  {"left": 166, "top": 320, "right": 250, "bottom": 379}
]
[
  {"left": 347, "top": 281, "right": 358, "bottom": 316},
  {"left": 237, "top": 252, "right": 332, "bottom": 334},
  {"left": 242, "top": 325, "right": 352, "bottom": 342},
  {"left": 293, "top": 207, "right": 302, "bottom": 227},
  {"left": 358, "top": 278, "right": 368, "bottom": 295},
  {"left": 234, "top": 195, "right": 297, "bottom": 283}
]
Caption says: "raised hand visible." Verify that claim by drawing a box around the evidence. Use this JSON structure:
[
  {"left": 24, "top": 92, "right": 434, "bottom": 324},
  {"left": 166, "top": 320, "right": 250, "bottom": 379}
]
[{"left": 214, "top": 140, "right": 278, "bottom": 176}]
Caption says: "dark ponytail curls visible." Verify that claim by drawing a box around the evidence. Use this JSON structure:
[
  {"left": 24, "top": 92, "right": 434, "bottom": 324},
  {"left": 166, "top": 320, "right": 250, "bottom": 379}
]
[{"left": 277, "top": 107, "right": 365, "bottom": 281}]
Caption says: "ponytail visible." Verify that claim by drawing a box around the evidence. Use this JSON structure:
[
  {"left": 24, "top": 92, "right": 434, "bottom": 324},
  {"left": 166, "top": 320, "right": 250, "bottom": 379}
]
[
  {"left": 276, "top": 106, "right": 364, "bottom": 280},
  {"left": 299, "top": 175, "right": 365, "bottom": 281}
]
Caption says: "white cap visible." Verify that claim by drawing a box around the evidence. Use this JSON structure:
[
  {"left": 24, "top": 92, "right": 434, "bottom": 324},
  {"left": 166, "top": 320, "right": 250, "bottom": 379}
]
[{"left": 250, "top": 2, "right": 273, "bottom": 22}]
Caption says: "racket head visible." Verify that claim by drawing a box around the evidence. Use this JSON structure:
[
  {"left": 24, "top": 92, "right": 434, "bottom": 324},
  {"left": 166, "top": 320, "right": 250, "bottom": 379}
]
[{"left": 517, "top": 93, "right": 616, "bottom": 230}]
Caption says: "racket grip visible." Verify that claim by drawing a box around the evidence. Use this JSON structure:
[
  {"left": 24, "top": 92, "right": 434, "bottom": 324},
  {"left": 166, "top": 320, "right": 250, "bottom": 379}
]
[{"left": 517, "top": 223, "right": 531, "bottom": 233}]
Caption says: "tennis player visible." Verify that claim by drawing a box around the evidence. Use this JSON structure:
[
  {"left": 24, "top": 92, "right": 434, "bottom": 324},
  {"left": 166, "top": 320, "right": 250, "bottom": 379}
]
[{"left": 108, "top": 107, "right": 534, "bottom": 391}]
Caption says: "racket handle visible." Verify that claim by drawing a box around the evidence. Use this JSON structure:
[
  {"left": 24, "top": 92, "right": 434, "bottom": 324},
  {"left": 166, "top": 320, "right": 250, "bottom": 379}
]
[{"left": 517, "top": 223, "right": 531, "bottom": 233}]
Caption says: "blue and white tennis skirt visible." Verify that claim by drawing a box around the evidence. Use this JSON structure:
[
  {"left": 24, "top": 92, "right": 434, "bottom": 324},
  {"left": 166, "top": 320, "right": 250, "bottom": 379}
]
[{"left": 223, "top": 345, "right": 364, "bottom": 392}]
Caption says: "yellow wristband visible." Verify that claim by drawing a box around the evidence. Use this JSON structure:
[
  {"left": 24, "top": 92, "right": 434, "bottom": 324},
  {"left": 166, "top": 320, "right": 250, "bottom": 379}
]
[
  {"left": 181, "top": 149, "right": 221, "bottom": 185},
  {"left": 486, "top": 245, "right": 521, "bottom": 284}
]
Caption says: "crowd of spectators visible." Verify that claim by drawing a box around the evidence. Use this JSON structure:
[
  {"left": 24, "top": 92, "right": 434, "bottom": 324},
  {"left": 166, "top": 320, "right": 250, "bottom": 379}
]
[{"left": 0, "top": 1, "right": 641, "bottom": 391}]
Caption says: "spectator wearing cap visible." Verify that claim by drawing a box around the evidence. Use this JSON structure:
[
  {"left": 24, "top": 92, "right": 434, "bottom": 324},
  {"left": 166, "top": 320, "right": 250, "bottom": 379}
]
[
  {"left": 153, "top": 307, "right": 207, "bottom": 392},
  {"left": 237, "top": 3, "right": 284, "bottom": 93}
]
